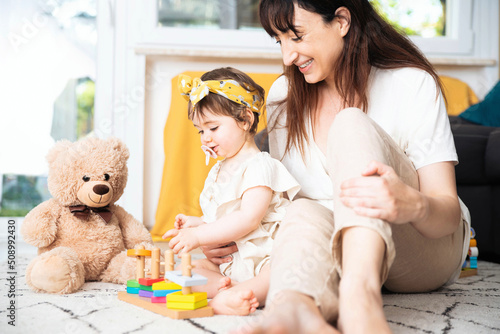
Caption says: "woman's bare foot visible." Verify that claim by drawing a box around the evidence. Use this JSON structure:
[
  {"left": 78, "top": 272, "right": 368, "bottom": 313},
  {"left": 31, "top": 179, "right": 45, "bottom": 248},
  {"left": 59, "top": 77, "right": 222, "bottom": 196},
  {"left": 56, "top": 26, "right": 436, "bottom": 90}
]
[
  {"left": 209, "top": 289, "right": 259, "bottom": 315},
  {"left": 232, "top": 290, "right": 339, "bottom": 334},
  {"left": 337, "top": 277, "right": 391, "bottom": 334}
]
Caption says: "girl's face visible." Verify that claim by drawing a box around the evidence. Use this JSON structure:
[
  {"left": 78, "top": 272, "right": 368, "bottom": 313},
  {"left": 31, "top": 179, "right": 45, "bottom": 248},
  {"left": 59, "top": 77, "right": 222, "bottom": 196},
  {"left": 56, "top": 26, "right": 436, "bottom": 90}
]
[
  {"left": 192, "top": 110, "right": 249, "bottom": 160},
  {"left": 274, "top": 5, "right": 350, "bottom": 85}
]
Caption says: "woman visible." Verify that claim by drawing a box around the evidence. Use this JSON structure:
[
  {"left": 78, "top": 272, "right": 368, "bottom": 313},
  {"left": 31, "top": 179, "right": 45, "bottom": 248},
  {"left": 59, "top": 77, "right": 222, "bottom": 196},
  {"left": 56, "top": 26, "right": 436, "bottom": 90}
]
[{"left": 204, "top": 1, "right": 470, "bottom": 333}]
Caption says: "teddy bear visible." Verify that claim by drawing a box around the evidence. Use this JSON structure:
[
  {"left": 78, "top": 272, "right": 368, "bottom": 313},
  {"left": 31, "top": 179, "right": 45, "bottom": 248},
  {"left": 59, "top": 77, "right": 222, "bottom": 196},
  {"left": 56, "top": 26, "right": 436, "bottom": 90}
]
[{"left": 21, "top": 137, "right": 154, "bottom": 294}]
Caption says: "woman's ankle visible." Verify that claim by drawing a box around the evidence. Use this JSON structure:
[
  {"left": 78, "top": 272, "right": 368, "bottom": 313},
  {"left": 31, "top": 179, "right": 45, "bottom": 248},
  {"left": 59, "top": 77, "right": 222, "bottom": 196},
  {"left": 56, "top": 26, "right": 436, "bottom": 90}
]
[{"left": 339, "top": 273, "right": 382, "bottom": 295}]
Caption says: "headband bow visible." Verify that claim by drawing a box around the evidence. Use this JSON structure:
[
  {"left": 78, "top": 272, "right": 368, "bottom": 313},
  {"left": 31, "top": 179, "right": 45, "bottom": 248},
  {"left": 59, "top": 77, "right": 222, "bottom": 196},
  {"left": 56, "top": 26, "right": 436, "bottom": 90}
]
[{"left": 177, "top": 74, "right": 263, "bottom": 114}]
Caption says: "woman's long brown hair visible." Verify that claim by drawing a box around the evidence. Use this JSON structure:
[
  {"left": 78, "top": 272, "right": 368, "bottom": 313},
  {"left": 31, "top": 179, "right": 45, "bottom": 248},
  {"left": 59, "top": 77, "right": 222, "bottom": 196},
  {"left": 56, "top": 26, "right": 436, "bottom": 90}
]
[{"left": 259, "top": 0, "right": 444, "bottom": 157}]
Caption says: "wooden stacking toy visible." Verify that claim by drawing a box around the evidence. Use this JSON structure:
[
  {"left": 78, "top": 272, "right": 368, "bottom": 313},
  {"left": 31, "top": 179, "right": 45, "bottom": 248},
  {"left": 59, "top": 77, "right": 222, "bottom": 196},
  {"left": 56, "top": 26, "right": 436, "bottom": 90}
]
[{"left": 118, "top": 246, "right": 213, "bottom": 319}]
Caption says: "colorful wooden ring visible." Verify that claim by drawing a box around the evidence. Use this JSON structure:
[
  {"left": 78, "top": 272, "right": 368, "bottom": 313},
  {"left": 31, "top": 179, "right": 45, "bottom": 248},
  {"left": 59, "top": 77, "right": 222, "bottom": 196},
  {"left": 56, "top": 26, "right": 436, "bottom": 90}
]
[{"left": 127, "top": 249, "right": 152, "bottom": 257}]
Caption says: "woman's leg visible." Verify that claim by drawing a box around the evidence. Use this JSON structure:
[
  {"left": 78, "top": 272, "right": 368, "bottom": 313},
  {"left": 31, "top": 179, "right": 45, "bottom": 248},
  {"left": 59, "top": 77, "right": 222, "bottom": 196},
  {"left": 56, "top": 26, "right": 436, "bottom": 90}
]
[
  {"left": 237, "top": 199, "right": 340, "bottom": 334},
  {"left": 338, "top": 227, "right": 392, "bottom": 333},
  {"left": 327, "top": 108, "right": 464, "bottom": 332}
]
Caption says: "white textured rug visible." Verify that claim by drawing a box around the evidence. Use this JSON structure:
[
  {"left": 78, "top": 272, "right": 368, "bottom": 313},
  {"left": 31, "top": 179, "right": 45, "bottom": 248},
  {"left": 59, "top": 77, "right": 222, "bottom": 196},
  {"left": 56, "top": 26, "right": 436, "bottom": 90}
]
[{"left": 1, "top": 254, "right": 499, "bottom": 334}]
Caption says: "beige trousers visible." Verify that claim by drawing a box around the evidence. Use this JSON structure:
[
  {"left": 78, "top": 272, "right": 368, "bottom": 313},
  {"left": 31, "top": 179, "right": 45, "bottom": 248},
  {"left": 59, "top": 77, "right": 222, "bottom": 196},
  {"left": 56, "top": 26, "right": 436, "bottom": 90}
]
[{"left": 266, "top": 108, "right": 465, "bottom": 322}]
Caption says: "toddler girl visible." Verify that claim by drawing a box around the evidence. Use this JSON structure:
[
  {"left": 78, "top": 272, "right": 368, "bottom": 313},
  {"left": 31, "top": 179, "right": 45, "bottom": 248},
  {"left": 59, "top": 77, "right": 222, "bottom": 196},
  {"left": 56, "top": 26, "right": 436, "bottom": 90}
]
[{"left": 163, "top": 67, "right": 300, "bottom": 316}]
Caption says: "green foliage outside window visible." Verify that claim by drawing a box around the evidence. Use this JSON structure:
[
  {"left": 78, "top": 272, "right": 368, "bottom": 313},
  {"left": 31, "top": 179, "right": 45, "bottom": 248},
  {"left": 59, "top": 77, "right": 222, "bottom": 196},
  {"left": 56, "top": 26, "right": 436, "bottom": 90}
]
[
  {"left": 77, "top": 78, "right": 95, "bottom": 139},
  {"left": 370, "top": 0, "right": 446, "bottom": 38}
]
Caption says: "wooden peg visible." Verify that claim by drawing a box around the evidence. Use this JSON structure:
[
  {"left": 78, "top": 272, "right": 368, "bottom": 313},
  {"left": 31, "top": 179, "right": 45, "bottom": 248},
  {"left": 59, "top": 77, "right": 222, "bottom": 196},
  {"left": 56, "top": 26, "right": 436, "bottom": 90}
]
[
  {"left": 181, "top": 253, "right": 192, "bottom": 295},
  {"left": 150, "top": 247, "right": 161, "bottom": 279},
  {"left": 165, "top": 250, "right": 175, "bottom": 272}
]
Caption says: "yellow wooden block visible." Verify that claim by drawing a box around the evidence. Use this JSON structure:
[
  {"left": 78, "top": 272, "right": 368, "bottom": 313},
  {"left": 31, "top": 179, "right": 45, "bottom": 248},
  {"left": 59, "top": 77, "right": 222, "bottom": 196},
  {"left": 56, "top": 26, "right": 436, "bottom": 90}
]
[
  {"left": 152, "top": 281, "right": 182, "bottom": 291},
  {"left": 167, "top": 291, "right": 207, "bottom": 303},
  {"left": 167, "top": 299, "right": 208, "bottom": 310}
]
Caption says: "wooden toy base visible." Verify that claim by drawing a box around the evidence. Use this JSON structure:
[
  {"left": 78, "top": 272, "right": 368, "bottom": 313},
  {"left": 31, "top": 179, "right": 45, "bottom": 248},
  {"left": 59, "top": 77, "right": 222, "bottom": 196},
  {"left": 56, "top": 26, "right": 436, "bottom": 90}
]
[
  {"left": 118, "top": 291, "right": 214, "bottom": 319},
  {"left": 459, "top": 268, "right": 478, "bottom": 278}
]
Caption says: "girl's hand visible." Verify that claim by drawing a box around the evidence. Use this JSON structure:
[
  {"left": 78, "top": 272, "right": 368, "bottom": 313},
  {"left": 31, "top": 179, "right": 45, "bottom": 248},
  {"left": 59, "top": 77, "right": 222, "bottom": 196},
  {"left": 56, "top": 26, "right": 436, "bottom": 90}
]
[
  {"left": 174, "top": 214, "right": 205, "bottom": 229},
  {"left": 201, "top": 242, "right": 238, "bottom": 265},
  {"left": 339, "top": 160, "right": 425, "bottom": 224},
  {"left": 166, "top": 228, "right": 201, "bottom": 254}
]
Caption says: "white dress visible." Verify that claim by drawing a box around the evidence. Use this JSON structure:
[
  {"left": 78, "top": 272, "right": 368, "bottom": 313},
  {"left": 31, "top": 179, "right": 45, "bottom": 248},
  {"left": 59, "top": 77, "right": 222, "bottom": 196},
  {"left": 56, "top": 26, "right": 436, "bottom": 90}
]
[{"left": 199, "top": 151, "right": 300, "bottom": 282}]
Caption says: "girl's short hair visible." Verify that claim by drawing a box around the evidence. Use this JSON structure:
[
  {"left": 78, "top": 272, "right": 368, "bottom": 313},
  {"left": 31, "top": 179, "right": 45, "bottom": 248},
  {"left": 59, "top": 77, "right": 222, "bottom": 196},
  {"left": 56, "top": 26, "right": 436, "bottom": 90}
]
[{"left": 188, "top": 67, "right": 265, "bottom": 135}]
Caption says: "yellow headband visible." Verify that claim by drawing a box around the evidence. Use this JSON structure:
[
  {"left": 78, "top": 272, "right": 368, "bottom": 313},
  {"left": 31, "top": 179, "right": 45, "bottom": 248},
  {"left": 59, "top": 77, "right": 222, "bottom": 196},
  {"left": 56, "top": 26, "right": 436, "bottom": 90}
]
[{"left": 177, "top": 74, "right": 263, "bottom": 114}]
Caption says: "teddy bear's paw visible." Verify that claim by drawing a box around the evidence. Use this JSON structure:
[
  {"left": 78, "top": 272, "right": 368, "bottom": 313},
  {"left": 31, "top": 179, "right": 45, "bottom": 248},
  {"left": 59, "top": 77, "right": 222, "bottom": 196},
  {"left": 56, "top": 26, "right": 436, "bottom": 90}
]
[
  {"left": 99, "top": 251, "right": 131, "bottom": 284},
  {"left": 26, "top": 247, "right": 85, "bottom": 294}
]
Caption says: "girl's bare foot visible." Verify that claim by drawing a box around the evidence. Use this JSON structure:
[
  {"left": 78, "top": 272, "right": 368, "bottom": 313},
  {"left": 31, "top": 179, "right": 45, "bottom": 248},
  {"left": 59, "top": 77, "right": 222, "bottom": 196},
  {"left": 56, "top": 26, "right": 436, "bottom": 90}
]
[
  {"left": 209, "top": 289, "right": 259, "bottom": 315},
  {"left": 337, "top": 277, "right": 391, "bottom": 334},
  {"left": 218, "top": 276, "right": 236, "bottom": 291},
  {"left": 232, "top": 290, "right": 339, "bottom": 334}
]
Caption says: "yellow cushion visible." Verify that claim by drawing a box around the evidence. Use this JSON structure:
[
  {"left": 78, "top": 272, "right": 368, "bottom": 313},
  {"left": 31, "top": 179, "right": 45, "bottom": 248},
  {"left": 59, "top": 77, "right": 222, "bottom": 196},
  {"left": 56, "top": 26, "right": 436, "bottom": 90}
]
[
  {"left": 151, "top": 71, "right": 280, "bottom": 240},
  {"left": 440, "top": 76, "right": 479, "bottom": 116}
]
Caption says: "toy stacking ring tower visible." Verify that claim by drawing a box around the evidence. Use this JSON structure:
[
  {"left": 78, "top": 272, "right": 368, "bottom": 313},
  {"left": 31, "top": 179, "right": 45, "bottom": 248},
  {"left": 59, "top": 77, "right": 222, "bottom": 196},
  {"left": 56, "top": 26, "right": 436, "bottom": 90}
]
[{"left": 118, "top": 246, "right": 213, "bottom": 319}]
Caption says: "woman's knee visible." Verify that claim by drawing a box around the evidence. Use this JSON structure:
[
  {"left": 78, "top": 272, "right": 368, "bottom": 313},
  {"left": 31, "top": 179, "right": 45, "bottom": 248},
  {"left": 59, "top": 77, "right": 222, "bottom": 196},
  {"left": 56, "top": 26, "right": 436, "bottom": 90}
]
[
  {"left": 328, "top": 107, "right": 373, "bottom": 141},
  {"left": 281, "top": 199, "right": 334, "bottom": 233}
]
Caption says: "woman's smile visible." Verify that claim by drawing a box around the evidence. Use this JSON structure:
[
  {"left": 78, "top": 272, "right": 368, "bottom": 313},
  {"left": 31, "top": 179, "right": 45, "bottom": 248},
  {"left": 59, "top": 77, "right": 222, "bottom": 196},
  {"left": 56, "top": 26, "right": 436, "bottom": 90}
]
[{"left": 298, "top": 59, "right": 314, "bottom": 72}]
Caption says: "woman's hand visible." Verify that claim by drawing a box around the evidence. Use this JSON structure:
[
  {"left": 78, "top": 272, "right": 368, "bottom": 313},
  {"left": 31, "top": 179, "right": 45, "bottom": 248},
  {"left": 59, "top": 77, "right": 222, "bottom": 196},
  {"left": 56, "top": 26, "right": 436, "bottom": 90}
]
[
  {"left": 339, "top": 160, "right": 426, "bottom": 224},
  {"left": 201, "top": 242, "right": 238, "bottom": 265}
]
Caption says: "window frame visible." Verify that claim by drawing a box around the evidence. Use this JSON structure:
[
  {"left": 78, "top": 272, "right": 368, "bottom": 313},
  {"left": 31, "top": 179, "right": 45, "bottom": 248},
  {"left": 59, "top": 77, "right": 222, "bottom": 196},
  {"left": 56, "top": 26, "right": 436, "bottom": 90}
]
[
  {"left": 135, "top": 0, "right": 277, "bottom": 51},
  {"left": 409, "top": 0, "right": 474, "bottom": 56},
  {"left": 136, "top": 0, "right": 474, "bottom": 56}
]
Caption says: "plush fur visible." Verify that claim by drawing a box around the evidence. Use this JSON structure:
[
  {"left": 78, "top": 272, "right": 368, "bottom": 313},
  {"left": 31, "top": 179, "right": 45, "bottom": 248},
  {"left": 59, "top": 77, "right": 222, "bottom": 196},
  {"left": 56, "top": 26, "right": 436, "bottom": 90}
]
[{"left": 21, "top": 137, "right": 153, "bottom": 294}]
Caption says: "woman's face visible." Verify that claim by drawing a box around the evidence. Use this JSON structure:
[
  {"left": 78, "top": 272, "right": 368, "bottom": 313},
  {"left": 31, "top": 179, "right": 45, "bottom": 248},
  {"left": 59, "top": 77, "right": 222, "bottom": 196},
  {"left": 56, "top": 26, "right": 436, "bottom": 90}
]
[{"left": 274, "top": 5, "right": 350, "bottom": 85}]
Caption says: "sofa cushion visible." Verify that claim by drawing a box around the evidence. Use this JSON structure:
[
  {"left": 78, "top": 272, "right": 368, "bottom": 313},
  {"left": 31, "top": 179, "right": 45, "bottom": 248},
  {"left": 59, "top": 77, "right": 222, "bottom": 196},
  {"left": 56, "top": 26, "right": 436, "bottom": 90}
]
[
  {"left": 485, "top": 129, "right": 500, "bottom": 180},
  {"left": 450, "top": 116, "right": 500, "bottom": 184},
  {"left": 440, "top": 76, "right": 479, "bottom": 116},
  {"left": 459, "top": 81, "right": 500, "bottom": 127}
]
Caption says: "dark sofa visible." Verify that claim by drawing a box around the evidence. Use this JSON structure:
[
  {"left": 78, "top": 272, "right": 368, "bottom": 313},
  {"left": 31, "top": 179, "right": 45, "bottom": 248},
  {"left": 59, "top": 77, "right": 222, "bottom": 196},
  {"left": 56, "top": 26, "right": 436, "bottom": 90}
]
[{"left": 450, "top": 116, "right": 500, "bottom": 263}]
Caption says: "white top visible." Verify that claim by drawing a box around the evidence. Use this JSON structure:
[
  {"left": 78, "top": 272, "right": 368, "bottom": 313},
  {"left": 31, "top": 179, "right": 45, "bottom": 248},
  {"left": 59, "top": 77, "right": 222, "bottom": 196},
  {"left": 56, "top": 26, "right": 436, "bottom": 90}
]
[
  {"left": 266, "top": 67, "right": 470, "bottom": 285},
  {"left": 199, "top": 151, "right": 300, "bottom": 281},
  {"left": 267, "top": 67, "right": 459, "bottom": 208},
  {"left": 200, "top": 151, "right": 300, "bottom": 224}
]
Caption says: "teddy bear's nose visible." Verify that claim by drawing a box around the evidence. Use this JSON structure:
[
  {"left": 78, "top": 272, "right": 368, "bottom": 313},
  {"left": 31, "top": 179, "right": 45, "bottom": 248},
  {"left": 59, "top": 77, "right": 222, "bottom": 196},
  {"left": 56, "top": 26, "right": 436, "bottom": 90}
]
[{"left": 93, "top": 184, "right": 110, "bottom": 195}]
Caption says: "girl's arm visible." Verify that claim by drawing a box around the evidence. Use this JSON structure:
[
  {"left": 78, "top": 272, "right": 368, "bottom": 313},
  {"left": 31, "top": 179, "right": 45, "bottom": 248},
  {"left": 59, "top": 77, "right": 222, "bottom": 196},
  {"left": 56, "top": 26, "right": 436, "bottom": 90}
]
[
  {"left": 340, "top": 160, "right": 461, "bottom": 239},
  {"left": 167, "top": 185, "right": 273, "bottom": 254}
]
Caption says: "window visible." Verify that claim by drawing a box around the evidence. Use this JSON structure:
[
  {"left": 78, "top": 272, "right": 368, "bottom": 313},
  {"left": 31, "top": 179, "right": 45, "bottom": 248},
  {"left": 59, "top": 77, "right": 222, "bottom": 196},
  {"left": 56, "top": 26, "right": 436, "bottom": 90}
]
[
  {"left": 158, "top": 0, "right": 261, "bottom": 30},
  {"left": 0, "top": 0, "right": 96, "bottom": 217},
  {"left": 144, "top": 0, "right": 473, "bottom": 56},
  {"left": 372, "top": 0, "right": 473, "bottom": 55},
  {"left": 371, "top": 0, "right": 446, "bottom": 37}
]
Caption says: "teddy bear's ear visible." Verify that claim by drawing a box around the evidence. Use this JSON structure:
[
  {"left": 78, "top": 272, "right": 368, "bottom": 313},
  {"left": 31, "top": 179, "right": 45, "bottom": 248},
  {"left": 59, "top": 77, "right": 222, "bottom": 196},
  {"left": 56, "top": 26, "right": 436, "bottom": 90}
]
[
  {"left": 108, "top": 137, "right": 130, "bottom": 162},
  {"left": 46, "top": 140, "right": 73, "bottom": 165}
]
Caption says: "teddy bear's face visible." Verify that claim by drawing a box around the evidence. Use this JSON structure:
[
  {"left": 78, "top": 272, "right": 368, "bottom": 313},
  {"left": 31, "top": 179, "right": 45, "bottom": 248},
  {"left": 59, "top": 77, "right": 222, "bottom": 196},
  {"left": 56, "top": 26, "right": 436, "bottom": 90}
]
[
  {"left": 46, "top": 137, "right": 129, "bottom": 207},
  {"left": 77, "top": 174, "right": 115, "bottom": 208}
]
